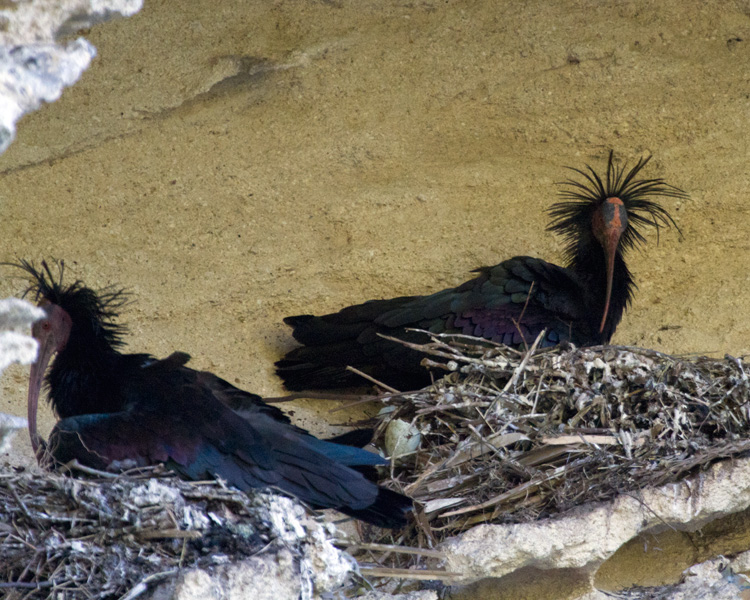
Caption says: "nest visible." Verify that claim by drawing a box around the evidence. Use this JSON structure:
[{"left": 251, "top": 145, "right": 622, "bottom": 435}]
[
  {"left": 368, "top": 333, "right": 750, "bottom": 550},
  {"left": 5, "top": 335, "right": 750, "bottom": 594},
  {"left": 0, "top": 465, "right": 334, "bottom": 599}
]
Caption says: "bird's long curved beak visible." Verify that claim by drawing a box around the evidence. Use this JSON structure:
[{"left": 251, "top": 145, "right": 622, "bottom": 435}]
[
  {"left": 599, "top": 230, "right": 619, "bottom": 333},
  {"left": 27, "top": 332, "right": 54, "bottom": 458},
  {"left": 595, "top": 198, "right": 628, "bottom": 334},
  {"left": 26, "top": 303, "right": 71, "bottom": 461}
]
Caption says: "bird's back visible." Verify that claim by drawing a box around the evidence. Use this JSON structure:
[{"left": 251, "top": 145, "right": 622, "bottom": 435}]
[
  {"left": 47, "top": 354, "right": 412, "bottom": 528},
  {"left": 276, "top": 255, "right": 601, "bottom": 390}
]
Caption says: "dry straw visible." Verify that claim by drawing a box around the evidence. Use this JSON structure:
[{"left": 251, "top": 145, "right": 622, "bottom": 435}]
[
  {"left": 0, "top": 466, "right": 283, "bottom": 598},
  {"left": 365, "top": 331, "right": 750, "bottom": 555},
  {"left": 4, "top": 332, "right": 750, "bottom": 591}
]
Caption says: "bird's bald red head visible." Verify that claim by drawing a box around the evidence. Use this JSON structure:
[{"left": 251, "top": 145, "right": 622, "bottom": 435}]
[{"left": 31, "top": 302, "right": 72, "bottom": 351}]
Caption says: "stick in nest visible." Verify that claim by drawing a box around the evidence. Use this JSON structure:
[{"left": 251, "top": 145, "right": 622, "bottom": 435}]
[{"left": 364, "top": 338, "right": 750, "bottom": 560}]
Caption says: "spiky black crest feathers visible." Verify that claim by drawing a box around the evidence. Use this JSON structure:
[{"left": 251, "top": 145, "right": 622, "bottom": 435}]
[
  {"left": 548, "top": 150, "right": 687, "bottom": 265},
  {"left": 8, "top": 259, "right": 130, "bottom": 350}
]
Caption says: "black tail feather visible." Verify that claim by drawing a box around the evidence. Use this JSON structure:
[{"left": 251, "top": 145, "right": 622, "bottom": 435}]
[
  {"left": 275, "top": 356, "right": 432, "bottom": 391},
  {"left": 275, "top": 359, "right": 368, "bottom": 390},
  {"left": 325, "top": 429, "right": 375, "bottom": 448},
  {"left": 323, "top": 428, "right": 379, "bottom": 481},
  {"left": 278, "top": 297, "right": 437, "bottom": 391},
  {"left": 336, "top": 486, "right": 413, "bottom": 529}
]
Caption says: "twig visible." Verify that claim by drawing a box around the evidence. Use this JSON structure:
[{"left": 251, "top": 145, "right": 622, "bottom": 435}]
[
  {"left": 344, "top": 542, "right": 445, "bottom": 558},
  {"left": 263, "top": 392, "right": 379, "bottom": 403},
  {"left": 359, "top": 567, "right": 461, "bottom": 581},
  {"left": 137, "top": 528, "right": 202, "bottom": 540},
  {"left": 501, "top": 328, "right": 547, "bottom": 394},
  {"left": 345, "top": 366, "right": 401, "bottom": 394},
  {"left": 120, "top": 570, "right": 179, "bottom": 600},
  {"left": 61, "top": 459, "right": 121, "bottom": 479},
  {"left": 0, "top": 581, "right": 55, "bottom": 589},
  {"left": 511, "top": 280, "right": 536, "bottom": 353},
  {"left": 8, "top": 482, "right": 36, "bottom": 523}
]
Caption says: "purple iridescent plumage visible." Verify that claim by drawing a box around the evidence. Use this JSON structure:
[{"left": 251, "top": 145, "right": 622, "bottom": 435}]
[
  {"left": 18, "top": 260, "right": 411, "bottom": 528},
  {"left": 276, "top": 151, "right": 686, "bottom": 391}
]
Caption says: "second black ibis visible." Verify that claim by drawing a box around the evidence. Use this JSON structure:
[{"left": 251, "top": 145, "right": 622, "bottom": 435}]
[
  {"left": 276, "top": 151, "right": 686, "bottom": 391},
  {"left": 20, "top": 261, "right": 412, "bottom": 528}
]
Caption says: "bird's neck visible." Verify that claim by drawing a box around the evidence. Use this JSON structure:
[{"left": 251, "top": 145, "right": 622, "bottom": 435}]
[
  {"left": 570, "top": 241, "right": 634, "bottom": 341},
  {"left": 47, "top": 335, "right": 124, "bottom": 419}
]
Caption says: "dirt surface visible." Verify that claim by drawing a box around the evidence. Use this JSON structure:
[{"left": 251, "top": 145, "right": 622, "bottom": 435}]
[{"left": 1, "top": 0, "right": 750, "bottom": 593}]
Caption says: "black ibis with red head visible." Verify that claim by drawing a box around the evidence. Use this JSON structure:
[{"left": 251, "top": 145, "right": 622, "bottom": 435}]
[
  {"left": 20, "top": 260, "right": 412, "bottom": 528},
  {"left": 276, "top": 151, "right": 686, "bottom": 391}
]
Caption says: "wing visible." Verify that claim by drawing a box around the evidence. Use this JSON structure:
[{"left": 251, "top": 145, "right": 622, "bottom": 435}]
[
  {"left": 47, "top": 371, "right": 411, "bottom": 528},
  {"left": 277, "top": 256, "right": 594, "bottom": 390},
  {"left": 141, "top": 354, "right": 385, "bottom": 464},
  {"left": 137, "top": 352, "right": 294, "bottom": 425},
  {"left": 46, "top": 409, "right": 280, "bottom": 487},
  {"left": 378, "top": 256, "right": 596, "bottom": 346}
]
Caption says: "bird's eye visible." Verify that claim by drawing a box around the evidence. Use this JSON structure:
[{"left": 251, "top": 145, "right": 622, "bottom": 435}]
[{"left": 42, "top": 321, "right": 51, "bottom": 331}]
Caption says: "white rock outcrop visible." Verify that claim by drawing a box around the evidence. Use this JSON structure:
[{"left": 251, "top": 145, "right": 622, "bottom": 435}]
[
  {"left": 157, "top": 495, "right": 358, "bottom": 600},
  {"left": 0, "top": 0, "right": 142, "bottom": 154},
  {"left": 0, "top": 297, "right": 42, "bottom": 451},
  {"left": 441, "top": 456, "right": 750, "bottom": 587}
]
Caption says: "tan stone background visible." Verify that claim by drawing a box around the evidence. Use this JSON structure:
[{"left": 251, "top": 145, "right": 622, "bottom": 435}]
[{"left": 1, "top": 0, "right": 750, "bottom": 595}]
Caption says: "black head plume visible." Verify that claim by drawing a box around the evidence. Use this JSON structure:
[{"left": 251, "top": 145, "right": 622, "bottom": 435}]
[
  {"left": 8, "top": 259, "right": 130, "bottom": 349},
  {"left": 547, "top": 150, "right": 687, "bottom": 262}
]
